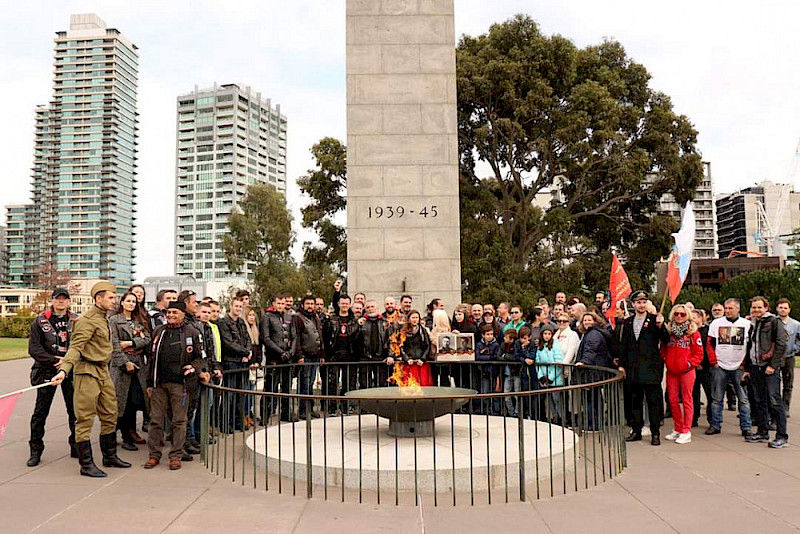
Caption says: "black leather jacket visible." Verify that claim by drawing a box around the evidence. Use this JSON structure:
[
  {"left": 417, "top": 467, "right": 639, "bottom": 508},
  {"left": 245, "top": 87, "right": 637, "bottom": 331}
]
[
  {"left": 260, "top": 308, "right": 292, "bottom": 364},
  {"left": 360, "top": 315, "right": 390, "bottom": 361},
  {"left": 28, "top": 309, "right": 77, "bottom": 368},
  {"left": 325, "top": 312, "right": 362, "bottom": 362},
  {"left": 218, "top": 315, "right": 252, "bottom": 364}
]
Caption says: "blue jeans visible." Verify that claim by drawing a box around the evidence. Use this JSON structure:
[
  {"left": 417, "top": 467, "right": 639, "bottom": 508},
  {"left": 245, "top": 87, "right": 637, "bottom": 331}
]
[
  {"left": 751, "top": 366, "right": 788, "bottom": 439},
  {"left": 711, "top": 367, "right": 751, "bottom": 431},
  {"left": 298, "top": 360, "right": 320, "bottom": 416}
]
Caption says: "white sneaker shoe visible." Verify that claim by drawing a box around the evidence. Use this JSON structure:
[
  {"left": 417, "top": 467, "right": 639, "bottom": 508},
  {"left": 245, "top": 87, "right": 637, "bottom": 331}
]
[
  {"left": 675, "top": 432, "right": 692, "bottom": 444},
  {"left": 664, "top": 431, "right": 680, "bottom": 441}
]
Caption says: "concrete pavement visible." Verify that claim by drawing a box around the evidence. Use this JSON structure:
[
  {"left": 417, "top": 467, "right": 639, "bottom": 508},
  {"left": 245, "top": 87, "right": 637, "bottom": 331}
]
[{"left": 1, "top": 357, "right": 798, "bottom": 534}]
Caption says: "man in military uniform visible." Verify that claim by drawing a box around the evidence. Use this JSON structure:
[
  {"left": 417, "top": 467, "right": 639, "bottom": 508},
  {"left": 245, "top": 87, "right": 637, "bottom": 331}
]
[
  {"left": 26, "top": 288, "right": 78, "bottom": 466},
  {"left": 51, "top": 281, "right": 131, "bottom": 477}
]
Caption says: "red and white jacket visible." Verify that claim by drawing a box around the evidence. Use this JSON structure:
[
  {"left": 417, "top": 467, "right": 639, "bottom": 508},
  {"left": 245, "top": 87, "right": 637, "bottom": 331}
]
[{"left": 660, "top": 331, "right": 704, "bottom": 375}]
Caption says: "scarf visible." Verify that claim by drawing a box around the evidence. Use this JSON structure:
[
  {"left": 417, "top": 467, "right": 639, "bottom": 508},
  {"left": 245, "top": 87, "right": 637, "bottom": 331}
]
[{"left": 671, "top": 321, "right": 690, "bottom": 338}]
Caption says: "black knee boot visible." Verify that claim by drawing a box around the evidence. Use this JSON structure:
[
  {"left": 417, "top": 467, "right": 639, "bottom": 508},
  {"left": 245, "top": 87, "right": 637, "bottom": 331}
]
[
  {"left": 76, "top": 441, "right": 107, "bottom": 477},
  {"left": 26, "top": 446, "right": 43, "bottom": 467},
  {"left": 100, "top": 433, "right": 131, "bottom": 468}
]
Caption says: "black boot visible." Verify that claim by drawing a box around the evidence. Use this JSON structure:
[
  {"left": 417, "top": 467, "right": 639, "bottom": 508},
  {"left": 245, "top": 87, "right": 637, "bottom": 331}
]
[
  {"left": 100, "top": 433, "right": 131, "bottom": 468},
  {"left": 26, "top": 448, "right": 42, "bottom": 467},
  {"left": 76, "top": 441, "right": 107, "bottom": 477},
  {"left": 69, "top": 437, "right": 78, "bottom": 458}
]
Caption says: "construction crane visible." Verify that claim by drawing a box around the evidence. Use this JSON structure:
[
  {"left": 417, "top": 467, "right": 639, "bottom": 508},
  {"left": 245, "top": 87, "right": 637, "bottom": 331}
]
[{"left": 752, "top": 138, "right": 800, "bottom": 256}]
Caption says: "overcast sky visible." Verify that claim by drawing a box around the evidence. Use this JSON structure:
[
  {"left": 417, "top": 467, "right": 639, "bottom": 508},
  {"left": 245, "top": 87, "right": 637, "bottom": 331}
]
[{"left": 2, "top": 0, "right": 799, "bottom": 280}]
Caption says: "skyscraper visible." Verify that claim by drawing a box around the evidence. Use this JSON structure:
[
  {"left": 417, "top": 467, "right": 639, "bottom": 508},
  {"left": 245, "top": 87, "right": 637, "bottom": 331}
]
[
  {"left": 658, "top": 161, "right": 718, "bottom": 259},
  {"left": 174, "top": 83, "right": 287, "bottom": 281},
  {"left": 5, "top": 14, "right": 138, "bottom": 287}
]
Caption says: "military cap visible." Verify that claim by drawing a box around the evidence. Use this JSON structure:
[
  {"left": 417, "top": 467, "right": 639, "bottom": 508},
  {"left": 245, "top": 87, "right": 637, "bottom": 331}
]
[
  {"left": 90, "top": 281, "right": 116, "bottom": 298},
  {"left": 630, "top": 290, "right": 649, "bottom": 302}
]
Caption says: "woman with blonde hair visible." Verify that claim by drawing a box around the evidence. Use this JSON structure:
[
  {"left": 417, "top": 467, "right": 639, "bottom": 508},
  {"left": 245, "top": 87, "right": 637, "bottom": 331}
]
[
  {"left": 429, "top": 308, "right": 459, "bottom": 387},
  {"left": 661, "top": 304, "right": 703, "bottom": 444},
  {"left": 244, "top": 307, "right": 261, "bottom": 427}
]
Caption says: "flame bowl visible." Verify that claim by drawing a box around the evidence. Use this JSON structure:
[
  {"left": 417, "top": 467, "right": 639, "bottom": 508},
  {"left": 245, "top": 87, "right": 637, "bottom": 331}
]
[{"left": 345, "top": 386, "right": 477, "bottom": 424}]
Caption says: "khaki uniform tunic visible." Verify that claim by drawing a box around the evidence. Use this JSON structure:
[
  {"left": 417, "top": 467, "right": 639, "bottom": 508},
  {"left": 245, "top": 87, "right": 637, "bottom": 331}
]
[{"left": 59, "top": 306, "right": 117, "bottom": 442}]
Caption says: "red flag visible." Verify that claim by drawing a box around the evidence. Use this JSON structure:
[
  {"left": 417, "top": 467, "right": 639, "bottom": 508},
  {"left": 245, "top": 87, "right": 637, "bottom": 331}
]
[
  {"left": 665, "top": 251, "right": 683, "bottom": 304},
  {"left": 607, "top": 253, "right": 632, "bottom": 328},
  {"left": 0, "top": 393, "right": 22, "bottom": 439}
]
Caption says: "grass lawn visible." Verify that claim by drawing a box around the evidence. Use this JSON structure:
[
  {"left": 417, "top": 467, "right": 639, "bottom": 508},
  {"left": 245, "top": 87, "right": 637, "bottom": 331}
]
[{"left": 0, "top": 338, "right": 28, "bottom": 362}]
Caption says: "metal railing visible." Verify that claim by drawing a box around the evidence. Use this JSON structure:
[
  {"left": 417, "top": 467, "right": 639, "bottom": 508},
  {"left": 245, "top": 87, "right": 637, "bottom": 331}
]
[{"left": 197, "top": 361, "right": 625, "bottom": 506}]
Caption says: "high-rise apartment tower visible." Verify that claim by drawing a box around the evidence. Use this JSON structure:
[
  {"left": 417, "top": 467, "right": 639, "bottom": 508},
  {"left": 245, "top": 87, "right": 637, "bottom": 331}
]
[
  {"left": 174, "top": 83, "right": 287, "bottom": 280},
  {"left": 4, "top": 14, "right": 138, "bottom": 287}
]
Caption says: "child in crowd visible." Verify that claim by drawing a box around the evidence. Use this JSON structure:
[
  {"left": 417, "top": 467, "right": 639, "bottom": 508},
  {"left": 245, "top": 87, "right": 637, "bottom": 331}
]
[
  {"left": 536, "top": 325, "right": 565, "bottom": 423},
  {"left": 475, "top": 324, "right": 500, "bottom": 414},
  {"left": 515, "top": 326, "right": 537, "bottom": 418},
  {"left": 500, "top": 329, "right": 520, "bottom": 416}
]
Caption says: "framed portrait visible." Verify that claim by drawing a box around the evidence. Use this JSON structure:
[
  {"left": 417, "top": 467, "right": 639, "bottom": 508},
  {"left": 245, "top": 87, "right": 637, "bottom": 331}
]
[
  {"left": 437, "top": 333, "right": 456, "bottom": 354},
  {"left": 436, "top": 333, "right": 475, "bottom": 362}
]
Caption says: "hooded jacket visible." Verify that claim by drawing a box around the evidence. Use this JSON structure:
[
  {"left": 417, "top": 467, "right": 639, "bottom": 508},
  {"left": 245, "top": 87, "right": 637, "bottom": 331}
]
[{"left": 746, "top": 312, "right": 788, "bottom": 369}]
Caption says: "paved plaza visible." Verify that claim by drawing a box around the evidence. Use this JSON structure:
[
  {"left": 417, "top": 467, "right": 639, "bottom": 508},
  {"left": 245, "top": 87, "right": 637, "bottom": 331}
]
[{"left": 1, "top": 357, "right": 798, "bottom": 534}]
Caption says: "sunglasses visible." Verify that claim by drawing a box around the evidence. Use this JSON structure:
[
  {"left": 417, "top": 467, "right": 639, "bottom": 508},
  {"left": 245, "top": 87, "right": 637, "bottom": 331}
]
[
  {"left": 673, "top": 312, "right": 687, "bottom": 318},
  {"left": 511, "top": 311, "right": 521, "bottom": 314},
  {"left": 557, "top": 320, "right": 569, "bottom": 324}
]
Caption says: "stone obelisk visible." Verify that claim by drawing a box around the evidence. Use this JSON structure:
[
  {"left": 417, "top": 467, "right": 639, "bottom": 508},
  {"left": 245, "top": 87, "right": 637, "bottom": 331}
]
[{"left": 345, "top": 0, "right": 462, "bottom": 309}]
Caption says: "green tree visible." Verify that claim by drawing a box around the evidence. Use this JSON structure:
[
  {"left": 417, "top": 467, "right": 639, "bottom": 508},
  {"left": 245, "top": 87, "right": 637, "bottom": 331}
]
[
  {"left": 222, "top": 183, "right": 307, "bottom": 304},
  {"left": 457, "top": 15, "right": 703, "bottom": 302},
  {"left": 297, "top": 137, "right": 347, "bottom": 275}
]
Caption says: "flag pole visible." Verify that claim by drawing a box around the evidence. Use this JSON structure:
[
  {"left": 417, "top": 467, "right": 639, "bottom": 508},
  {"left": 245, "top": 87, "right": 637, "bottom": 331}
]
[
  {"left": 659, "top": 251, "right": 673, "bottom": 315},
  {"left": 0, "top": 382, "right": 54, "bottom": 400}
]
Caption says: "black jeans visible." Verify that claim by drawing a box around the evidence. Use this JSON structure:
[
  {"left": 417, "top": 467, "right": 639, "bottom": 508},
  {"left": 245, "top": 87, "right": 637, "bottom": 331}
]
[
  {"left": 29, "top": 365, "right": 76, "bottom": 452},
  {"left": 692, "top": 367, "right": 713, "bottom": 426},
  {"left": 751, "top": 366, "right": 788, "bottom": 439},
  {"left": 262, "top": 364, "right": 291, "bottom": 420},
  {"left": 629, "top": 382, "right": 663, "bottom": 435},
  {"left": 782, "top": 356, "right": 794, "bottom": 414}
]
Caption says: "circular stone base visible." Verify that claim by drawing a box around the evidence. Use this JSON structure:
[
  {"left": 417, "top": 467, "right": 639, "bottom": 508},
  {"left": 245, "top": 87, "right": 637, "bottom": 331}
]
[{"left": 245, "top": 415, "right": 578, "bottom": 492}]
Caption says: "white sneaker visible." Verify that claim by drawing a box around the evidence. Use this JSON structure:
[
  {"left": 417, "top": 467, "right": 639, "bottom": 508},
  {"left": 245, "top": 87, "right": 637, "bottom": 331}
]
[
  {"left": 675, "top": 432, "right": 692, "bottom": 444},
  {"left": 664, "top": 431, "right": 680, "bottom": 441}
]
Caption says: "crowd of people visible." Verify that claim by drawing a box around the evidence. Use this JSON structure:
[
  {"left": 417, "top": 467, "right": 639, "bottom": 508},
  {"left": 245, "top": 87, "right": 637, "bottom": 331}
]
[{"left": 26, "top": 280, "right": 794, "bottom": 477}]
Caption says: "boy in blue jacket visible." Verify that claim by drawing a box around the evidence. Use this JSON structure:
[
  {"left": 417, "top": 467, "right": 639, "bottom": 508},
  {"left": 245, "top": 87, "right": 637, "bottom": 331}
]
[
  {"left": 475, "top": 324, "right": 500, "bottom": 414},
  {"left": 500, "top": 329, "right": 520, "bottom": 416},
  {"left": 514, "top": 326, "right": 538, "bottom": 418}
]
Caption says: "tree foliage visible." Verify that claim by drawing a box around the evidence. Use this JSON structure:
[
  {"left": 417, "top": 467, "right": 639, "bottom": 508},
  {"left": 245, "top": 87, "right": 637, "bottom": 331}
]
[
  {"left": 222, "top": 183, "right": 307, "bottom": 305},
  {"left": 457, "top": 15, "right": 703, "bottom": 303},
  {"left": 677, "top": 268, "right": 800, "bottom": 320},
  {"left": 296, "top": 137, "right": 347, "bottom": 275}
]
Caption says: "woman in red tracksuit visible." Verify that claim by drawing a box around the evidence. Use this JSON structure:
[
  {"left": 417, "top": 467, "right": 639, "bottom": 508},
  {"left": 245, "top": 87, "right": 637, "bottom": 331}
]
[{"left": 661, "top": 304, "right": 704, "bottom": 444}]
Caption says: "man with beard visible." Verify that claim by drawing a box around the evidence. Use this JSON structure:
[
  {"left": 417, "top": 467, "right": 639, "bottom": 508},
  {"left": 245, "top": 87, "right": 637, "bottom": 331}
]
[
  {"left": 745, "top": 296, "right": 788, "bottom": 448},
  {"left": 400, "top": 295, "right": 413, "bottom": 315},
  {"left": 292, "top": 296, "right": 325, "bottom": 419},
  {"left": 324, "top": 294, "right": 361, "bottom": 414},
  {"left": 144, "top": 302, "right": 207, "bottom": 470},
  {"left": 261, "top": 293, "right": 294, "bottom": 421},
  {"left": 384, "top": 296, "right": 399, "bottom": 325}
]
